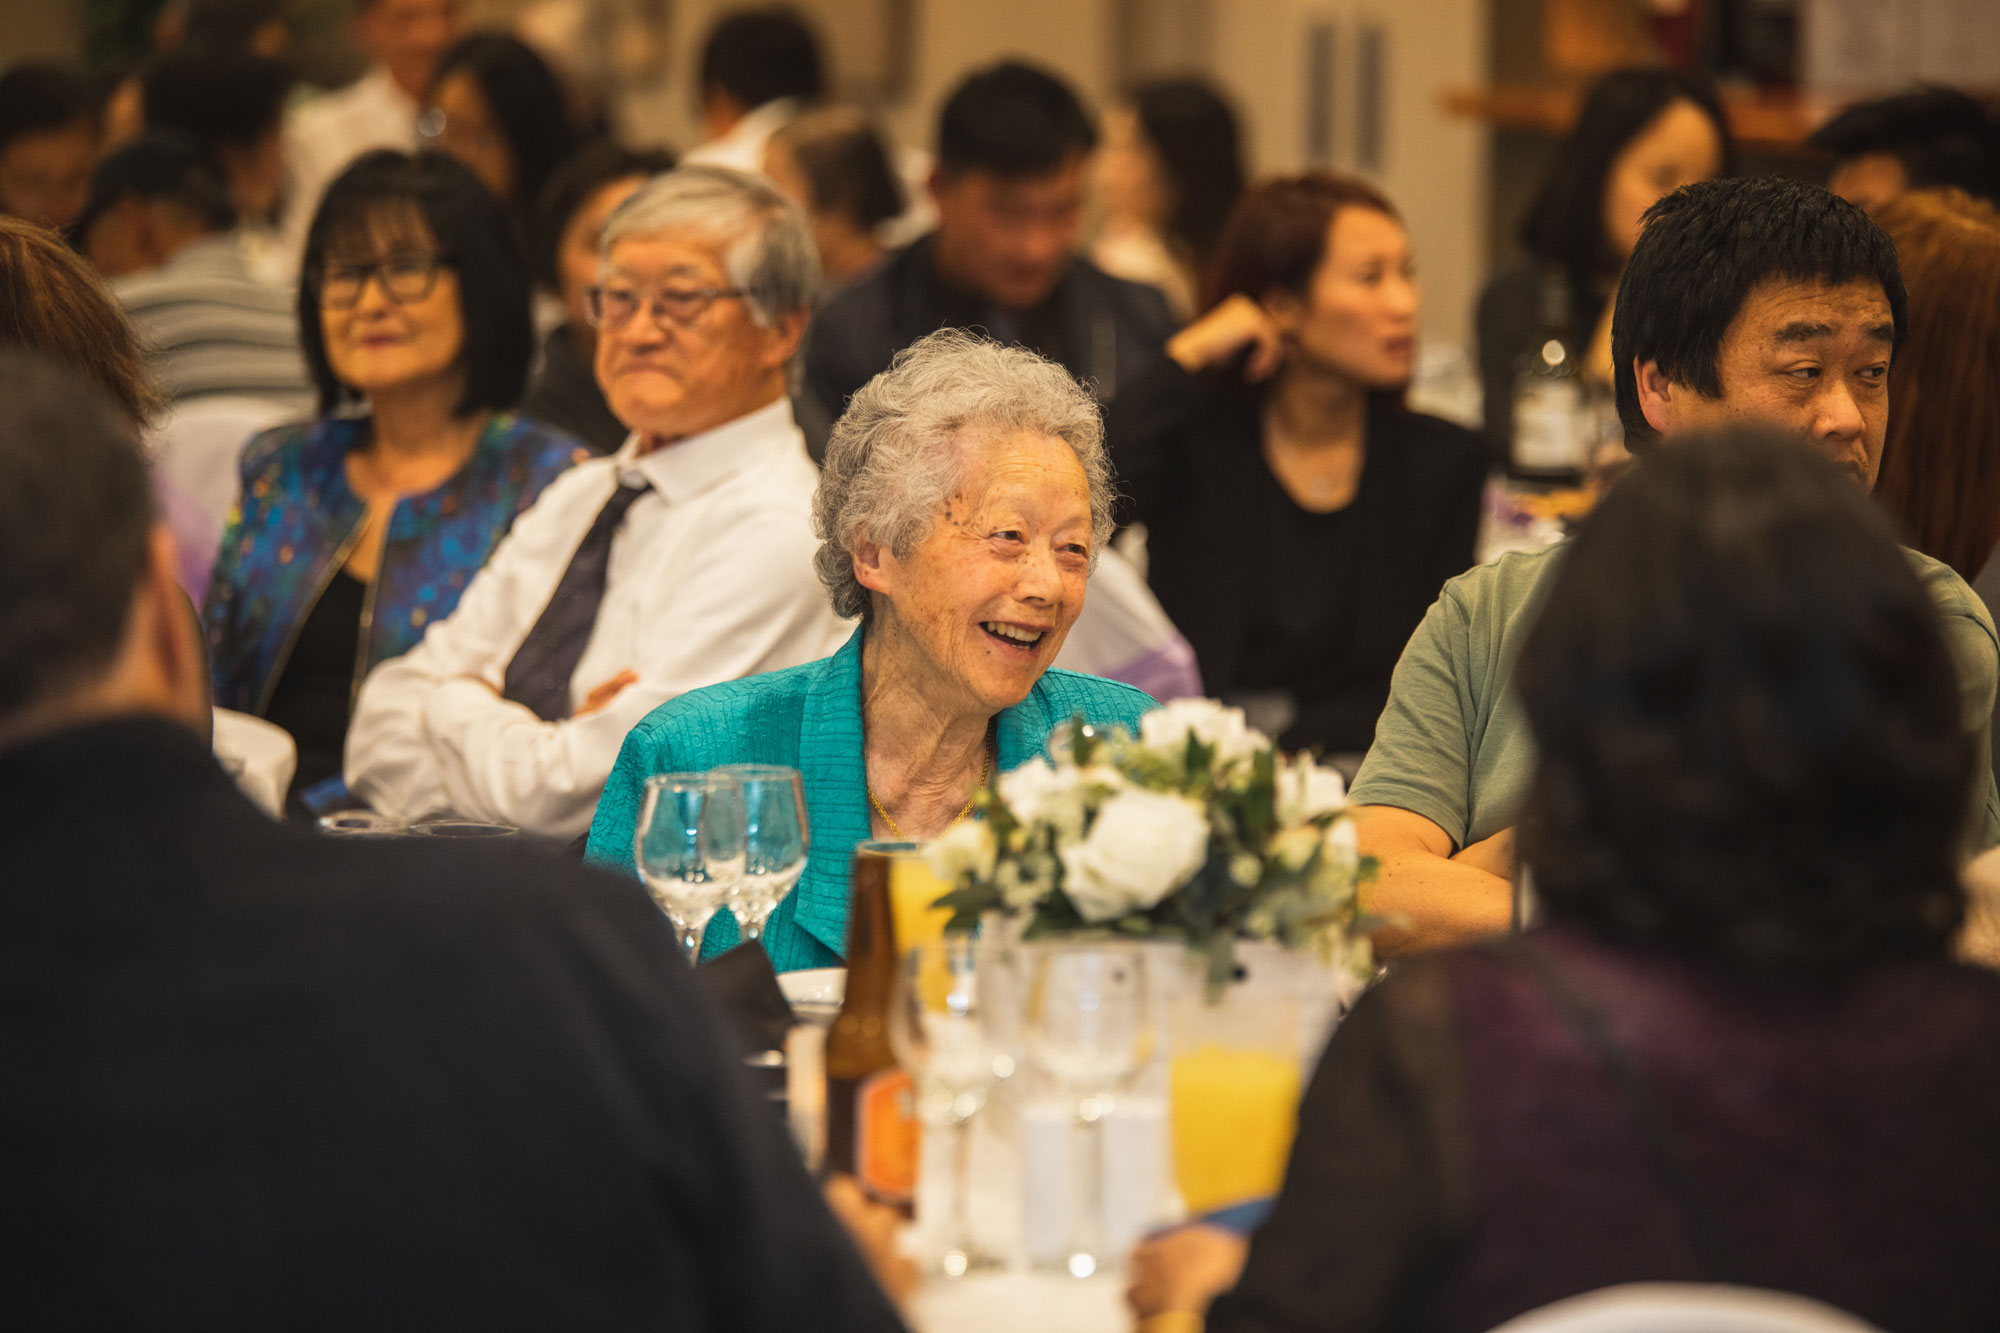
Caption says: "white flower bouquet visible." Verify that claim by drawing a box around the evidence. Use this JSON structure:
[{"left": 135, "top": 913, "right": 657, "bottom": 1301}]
[{"left": 927, "top": 699, "right": 1379, "bottom": 992}]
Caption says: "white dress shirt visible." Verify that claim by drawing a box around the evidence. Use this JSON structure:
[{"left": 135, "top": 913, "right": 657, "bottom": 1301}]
[
  {"left": 345, "top": 398, "right": 852, "bottom": 837},
  {"left": 681, "top": 98, "right": 801, "bottom": 173},
  {"left": 279, "top": 67, "right": 420, "bottom": 274}
]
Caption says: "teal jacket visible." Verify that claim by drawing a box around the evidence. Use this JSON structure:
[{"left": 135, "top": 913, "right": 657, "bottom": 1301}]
[{"left": 585, "top": 626, "right": 1156, "bottom": 971}]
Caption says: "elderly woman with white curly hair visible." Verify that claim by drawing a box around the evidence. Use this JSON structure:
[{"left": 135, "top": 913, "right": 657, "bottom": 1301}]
[{"left": 585, "top": 329, "right": 1156, "bottom": 970}]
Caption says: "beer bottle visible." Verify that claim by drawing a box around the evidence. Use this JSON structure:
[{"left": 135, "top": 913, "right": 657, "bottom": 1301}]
[{"left": 824, "top": 841, "right": 919, "bottom": 1214}]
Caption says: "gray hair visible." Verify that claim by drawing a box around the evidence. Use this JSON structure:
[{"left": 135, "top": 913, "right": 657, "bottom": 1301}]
[
  {"left": 813, "top": 329, "right": 1115, "bottom": 621},
  {"left": 598, "top": 164, "right": 819, "bottom": 325}
]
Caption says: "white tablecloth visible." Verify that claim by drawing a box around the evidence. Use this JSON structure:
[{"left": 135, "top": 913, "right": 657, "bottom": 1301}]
[
  {"left": 211, "top": 707, "right": 295, "bottom": 817},
  {"left": 911, "top": 1271, "right": 1126, "bottom": 1333}
]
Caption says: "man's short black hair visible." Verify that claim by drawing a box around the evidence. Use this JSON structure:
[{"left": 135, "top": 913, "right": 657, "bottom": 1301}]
[
  {"left": 0, "top": 349, "right": 154, "bottom": 719},
  {"left": 1518, "top": 427, "right": 1968, "bottom": 976},
  {"left": 1809, "top": 87, "right": 2000, "bottom": 206},
  {"left": 698, "top": 7, "right": 823, "bottom": 112},
  {"left": 298, "top": 150, "right": 533, "bottom": 418},
  {"left": 179, "top": 0, "right": 288, "bottom": 51},
  {"left": 0, "top": 64, "right": 96, "bottom": 158},
  {"left": 142, "top": 49, "right": 293, "bottom": 153},
  {"left": 1611, "top": 175, "right": 1907, "bottom": 444},
  {"left": 76, "top": 130, "right": 235, "bottom": 238},
  {"left": 529, "top": 139, "right": 675, "bottom": 291},
  {"left": 937, "top": 61, "right": 1097, "bottom": 178}
]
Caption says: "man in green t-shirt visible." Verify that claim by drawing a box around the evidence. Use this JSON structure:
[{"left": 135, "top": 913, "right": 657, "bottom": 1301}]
[{"left": 1352, "top": 176, "right": 2000, "bottom": 953}]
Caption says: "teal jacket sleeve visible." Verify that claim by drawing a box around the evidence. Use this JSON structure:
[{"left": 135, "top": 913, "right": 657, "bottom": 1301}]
[{"left": 584, "top": 719, "right": 667, "bottom": 878}]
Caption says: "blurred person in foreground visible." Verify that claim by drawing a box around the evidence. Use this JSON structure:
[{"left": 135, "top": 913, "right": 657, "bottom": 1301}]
[
  {"left": 141, "top": 47, "right": 296, "bottom": 281},
  {"left": 762, "top": 106, "right": 906, "bottom": 292},
  {"left": 80, "top": 132, "right": 312, "bottom": 415},
  {"left": 0, "top": 350, "right": 908, "bottom": 1333},
  {"left": 585, "top": 330, "right": 1154, "bottom": 969},
  {"left": 421, "top": 33, "right": 582, "bottom": 249},
  {"left": 682, "top": 5, "right": 824, "bottom": 172},
  {"left": 1130, "top": 429, "right": 2000, "bottom": 1333},
  {"left": 0, "top": 216, "right": 162, "bottom": 431},
  {"left": 1091, "top": 77, "right": 1246, "bottom": 321},
  {"left": 346, "top": 165, "right": 849, "bottom": 839},
  {"left": 1351, "top": 176, "right": 2000, "bottom": 955},
  {"left": 1810, "top": 86, "right": 2000, "bottom": 216},
  {"left": 1478, "top": 68, "right": 1732, "bottom": 464},
  {"left": 804, "top": 61, "right": 1175, "bottom": 437},
  {"left": 521, "top": 140, "right": 678, "bottom": 453},
  {"left": 203, "top": 151, "right": 582, "bottom": 814},
  {"left": 0, "top": 64, "right": 99, "bottom": 233},
  {"left": 1108, "top": 172, "right": 1487, "bottom": 763}
]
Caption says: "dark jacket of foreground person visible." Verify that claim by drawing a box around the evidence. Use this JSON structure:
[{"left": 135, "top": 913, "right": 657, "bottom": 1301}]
[
  {"left": 0, "top": 717, "right": 907, "bottom": 1332},
  {"left": 1207, "top": 927, "right": 2000, "bottom": 1332}
]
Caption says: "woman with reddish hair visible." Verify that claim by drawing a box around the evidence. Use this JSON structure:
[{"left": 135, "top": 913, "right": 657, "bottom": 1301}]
[{"left": 1106, "top": 172, "right": 1488, "bottom": 761}]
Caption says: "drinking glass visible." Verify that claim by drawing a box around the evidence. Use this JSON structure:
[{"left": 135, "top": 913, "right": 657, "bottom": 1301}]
[
  {"left": 635, "top": 773, "right": 745, "bottom": 963},
  {"left": 1022, "top": 941, "right": 1154, "bottom": 1278},
  {"left": 716, "top": 764, "right": 808, "bottom": 942},
  {"left": 887, "top": 937, "right": 1018, "bottom": 1278}
]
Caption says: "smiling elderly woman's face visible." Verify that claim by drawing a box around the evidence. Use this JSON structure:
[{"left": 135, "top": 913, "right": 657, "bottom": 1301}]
[{"left": 870, "top": 427, "right": 1093, "bottom": 713}]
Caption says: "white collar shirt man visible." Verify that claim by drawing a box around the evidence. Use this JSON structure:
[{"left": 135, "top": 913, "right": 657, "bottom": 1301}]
[
  {"left": 681, "top": 98, "right": 801, "bottom": 173},
  {"left": 345, "top": 397, "right": 852, "bottom": 837}
]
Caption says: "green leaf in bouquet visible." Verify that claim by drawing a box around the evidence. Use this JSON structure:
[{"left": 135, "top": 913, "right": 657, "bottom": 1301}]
[{"left": 935, "top": 881, "right": 1002, "bottom": 934}]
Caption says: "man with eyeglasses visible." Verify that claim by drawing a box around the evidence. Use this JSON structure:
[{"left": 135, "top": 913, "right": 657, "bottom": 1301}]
[{"left": 346, "top": 165, "right": 849, "bottom": 839}]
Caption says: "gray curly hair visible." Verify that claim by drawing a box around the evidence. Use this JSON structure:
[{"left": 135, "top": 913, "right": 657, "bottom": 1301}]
[{"left": 812, "top": 329, "right": 1115, "bottom": 622}]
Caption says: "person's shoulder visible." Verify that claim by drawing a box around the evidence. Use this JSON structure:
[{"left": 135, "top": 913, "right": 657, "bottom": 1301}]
[
  {"left": 1384, "top": 407, "right": 1489, "bottom": 469},
  {"left": 1905, "top": 546, "right": 1999, "bottom": 635},
  {"left": 814, "top": 241, "right": 911, "bottom": 329},
  {"left": 1031, "top": 667, "right": 1158, "bottom": 728},
  {"left": 236, "top": 416, "right": 335, "bottom": 484},
  {"left": 1441, "top": 540, "right": 1566, "bottom": 613},
  {"left": 1067, "top": 256, "right": 1178, "bottom": 332},
  {"left": 623, "top": 655, "right": 830, "bottom": 759},
  {"left": 490, "top": 412, "right": 593, "bottom": 474}
]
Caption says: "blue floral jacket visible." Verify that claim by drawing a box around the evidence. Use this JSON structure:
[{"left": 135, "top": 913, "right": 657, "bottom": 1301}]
[{"left": 204, "top": 413, "right": 586, "bottom": 716}]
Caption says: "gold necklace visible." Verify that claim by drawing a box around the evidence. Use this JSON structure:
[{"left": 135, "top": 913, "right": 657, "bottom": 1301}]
[{"left": 867, "top": 731, "right": 992, "bottom": 840}]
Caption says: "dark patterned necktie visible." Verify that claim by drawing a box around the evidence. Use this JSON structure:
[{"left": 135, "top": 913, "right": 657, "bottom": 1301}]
[{"left": 501, "top": 478, "right": 650, "bottom": 721}]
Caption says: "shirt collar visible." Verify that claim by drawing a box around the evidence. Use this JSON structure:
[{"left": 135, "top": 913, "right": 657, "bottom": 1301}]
[{"left": 612, "top": 397, "right": 801, "bottom": 506}]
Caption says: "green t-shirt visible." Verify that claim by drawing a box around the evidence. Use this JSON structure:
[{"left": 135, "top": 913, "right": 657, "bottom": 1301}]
[{"left": 1349, "top": 540, "right": 2000, "bottom": 851}]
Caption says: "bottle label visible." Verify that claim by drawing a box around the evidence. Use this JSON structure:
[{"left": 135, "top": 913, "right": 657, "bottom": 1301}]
[
  {"left": 854, "top": 1068, "right": 918, "bottom": 1206},
  {"left": 1514, "top": 378, "right": 1588, "bottom": 472}
]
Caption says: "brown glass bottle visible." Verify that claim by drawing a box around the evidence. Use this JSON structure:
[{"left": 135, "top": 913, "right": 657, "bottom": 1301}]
[{"left": 824, "top": 841, "right": 919, "bottom": 1215}]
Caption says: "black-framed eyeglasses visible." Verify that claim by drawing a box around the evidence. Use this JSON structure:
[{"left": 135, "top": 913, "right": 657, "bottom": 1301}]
[
  {"left": 316, "top": 254, "right": 450, "bottom": 310},
  {"left": 585, "top": 282, "right": 748, "bottom": 331}
]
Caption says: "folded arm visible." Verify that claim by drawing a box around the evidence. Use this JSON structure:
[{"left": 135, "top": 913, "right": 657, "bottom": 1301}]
[{"left": 1357, "top": 805, "right": 1513, "bottom": 957}]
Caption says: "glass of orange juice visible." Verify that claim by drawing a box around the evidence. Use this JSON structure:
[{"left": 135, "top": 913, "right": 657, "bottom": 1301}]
[{"left": 1168, "top": 974, "right": 1302, "bottom": 1217}]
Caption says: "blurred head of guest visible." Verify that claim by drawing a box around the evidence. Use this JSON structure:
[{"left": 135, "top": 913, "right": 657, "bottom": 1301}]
[
  {"left": 422, "top": 33, "right": 579, "bottom": 231},
  {"left": 589, "top": 164, "right": 817, "bottom": 449},
  {"left": 300, "top": 148, "right": 532, "bottom": 420},
  {"left": 1521, "top": 427, "right": 1968, "bottom": 974},
  {"left": 162, "top": 0, "right": 292, "bottom": 58},
  {"left": 1524, "top": 68, "right": 1732, "bottom": 289},
  {"left": 1613, "top": 175, "right": 1905, "bottom": 485},
  {"left": 0, "top": 215, "right": 161, "bottom": 426},
  {"left": 0, "top": 64, "right": 100, "bottom": 233},
  {"left": 1207, "top": 172, "right": 1418, "bottom": 396},
  {"left": 930, "top": 61, "right": 1098, "bottom": 313},
  {"left": 78, "top": 132, "right": 236, "bottom": 280},
  {"left": 762, "top": 107, "right": 905, "bottom": 288},
  {"left": 1092, "top": 77, "right": 1244, "bottom": 319},
  {"left": 354, "top": 0, "right": 464, "bottom": 102},
  {"left": 1810, "top": 87, "right": 2000, "bottom": 215},
  {"left": 1870, "top": 189, "right": 2000, "bottom": 579},
  {"left": 141, "top": 49, "right": 294, "bottom": 226},
  {"left": 0, "top": 351, "right": 208, "bottom": 751},
  {"left": 519, "top": 139, "right": 676, "bottom": 453},
  {"left": 695, "top": 6, "right": 824, "bottom": 147}
]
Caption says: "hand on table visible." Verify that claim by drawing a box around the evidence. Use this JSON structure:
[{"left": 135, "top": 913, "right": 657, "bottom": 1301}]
[
  {"left": 1127, "top": 1224, "right": 1249, "bottom": 1320},
  {"left": 1167, "top": 294, "right": 1285, "bottom": 382},
  {"left": 824, "top": 1174, "right": 918, "bottom": 1309},
  {"left": 575, "top": 668, "right": 638, "bottom": 718}
]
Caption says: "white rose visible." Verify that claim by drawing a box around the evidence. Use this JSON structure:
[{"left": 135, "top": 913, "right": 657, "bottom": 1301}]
[
  {"left": 1138, "top": 698, "right": 1267, "bottom": 771},
  {"left": 997, "top": 851, "right": 1058, "bottom": 910},
  {"left": 1278, "top": 757, "right": 1348, "bottom": 826},
  {"left": 1058, "top": 789, "right": 1211, "bottom": 923},
  {"left": 925, "top": 819, "right": 997, "bottom": 884},
  {"left": 1320, "top": 816, "right": 1360, "bottom": 875},
  {"left": 996, "top": 758, "right": 1066, "bottom": 818}
]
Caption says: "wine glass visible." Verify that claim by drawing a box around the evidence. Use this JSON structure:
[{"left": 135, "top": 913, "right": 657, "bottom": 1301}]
[
  {"left": 887, "top": 937, "right": 1018, "bottom": 1278},
  {"left": 1022, "top": 941, "right": 1155, "bottom": 1279},
  {"left": 635, "top": 772, "right": 745, "bottom": 964},
  {"left": 716, "top": 764, "right": 808, "bottom": 942}
]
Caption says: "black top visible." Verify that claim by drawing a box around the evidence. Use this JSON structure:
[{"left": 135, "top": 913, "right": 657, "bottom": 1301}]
[
  {"left": 801, "top": 234, "right": 1176, "bottom": 458},
  {"left": 1106, "top": 356, "right": 1490, "bottom": 756},
  {"left": 1208, "top": 928, "right": 2000, "bottom": 1333},
  {"left": 262, "top": 565, "right": 364, "bottom": 806},
  {"left": 520, "top": 324, "right": 628, "bottom": 455},
  {"left": 0, "top": 717, "right": 908, "bottom": 1332}
]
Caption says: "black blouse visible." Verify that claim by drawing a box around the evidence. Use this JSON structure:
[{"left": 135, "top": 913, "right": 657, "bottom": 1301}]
[{"left": 264, "top": 567, "right": 365, "bottom": 810}]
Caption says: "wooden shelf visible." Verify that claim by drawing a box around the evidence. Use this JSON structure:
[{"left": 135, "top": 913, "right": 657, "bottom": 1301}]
[{"left": 1445, "top": 83, "right": 1840, "bottom": 155}]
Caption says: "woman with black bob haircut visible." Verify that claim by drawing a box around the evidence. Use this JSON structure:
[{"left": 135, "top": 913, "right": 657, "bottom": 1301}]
[
  {"left": 204, "top": 149, "right": 584, "bottom": 815},
  {"left": 421, "top": 33, "right": 582, "bottom": 242},
  {"left": 1478, "top": 68, "right": 1733, "bottom": 464},
  {"left": 1130, "top": 429, "right": 2000, "bottom": 1332}
]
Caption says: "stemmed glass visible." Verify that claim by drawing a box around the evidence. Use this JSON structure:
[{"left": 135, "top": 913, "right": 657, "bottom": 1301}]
[
  {"left": 1022, "top": 941, "right": 1155, "bottom": 1279},
  {"left": 716, "top": 764, "right": 809, "bottom": 942},
  {"left": 635, "top": 772, "right": 745, "bottom": 963},
  {"left": 887, "top": 937, "right": 1018, "bottom": 1278}
]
